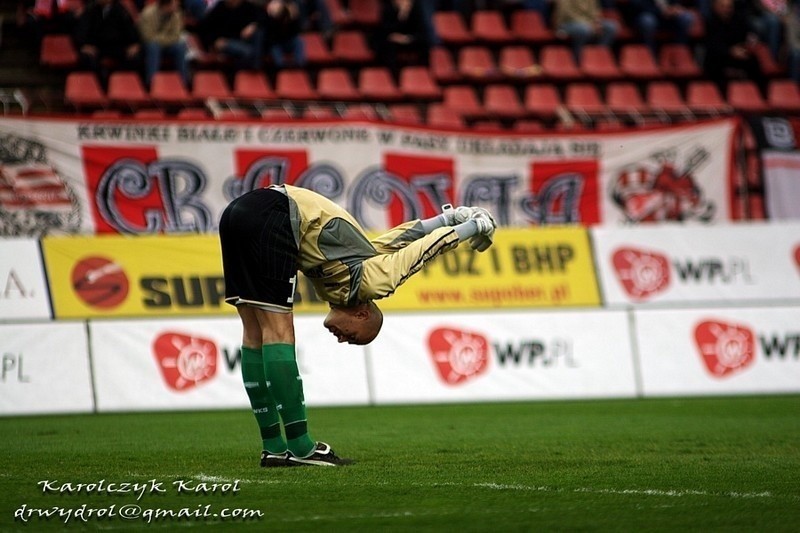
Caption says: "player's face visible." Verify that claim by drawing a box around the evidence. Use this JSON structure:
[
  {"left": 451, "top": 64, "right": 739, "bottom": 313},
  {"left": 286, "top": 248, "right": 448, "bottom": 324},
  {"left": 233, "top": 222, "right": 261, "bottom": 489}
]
[{"left": 323, "top": 307, "right": 374, "bottom": 345}]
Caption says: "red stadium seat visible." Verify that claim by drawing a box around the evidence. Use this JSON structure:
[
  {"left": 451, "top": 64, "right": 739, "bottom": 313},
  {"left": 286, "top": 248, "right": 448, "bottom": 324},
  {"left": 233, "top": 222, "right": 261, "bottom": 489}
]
[
  {"left": 767, "top": 79, "right": 800, "bottom": 113},
  {"left": 150, "top": 71, "right": 191, "bottom": 106},
  {"left": 317, "top": 68, "right": 360, "bottom": 101},
  {"left": 458, "top": 46, "right": 499, "bottom": 82},
  {"left": 275, "top": 69, "right": 318, "bottom": 100},
  {"left": 359, "top": 67, "right": 402, "bottom": 101},
  {"left": 65, "top": 72, "right": 107, "bottom": 109},
  {"left": 192, "top": 70, "right": 232, "bottom": 101},
  {"left": 484, "top": 84, "right": 525, "bottom": 119},
  {"left": 619, "top": 44, "right": 662, "bottom": 80},
  {"left": 40, "top": 34, "right": 78, "bottom": 68},
  {"left": 524, "top": 83, "right": 562, "bottom": 119},
  {"left": 646, "top": 81, "right": 691, "bottom": 118},
  {"left": 442, "top": 85, "right": 485, "bottom": 119},
  {"left": 304, "top": 104, "right": 338, "bottom": 118},
  {"left": 427, "top": 103, "right": 465, "bottom": 129},
  {"left": 727, "top": 80, "right": 768, "bottom": 113},
  {"left": 580, "top": 45, "right": 621, "bottom": 81},
  {"left": 471, "top": 10, "right": 512, "bottom": 44},
  {"left": 387, "top": 104, "right": 423, "bottom": 125},
  {"left": 433, "top": 12, "right": 473, "bottom": 45},
  {"left": 513, "top": 119, "right": 545, "bottom": 132},
  {"left": 234, "top": 71, "right": 276, "bottom": 101},
  {"left": 323, "top": 0, "right": 351, "bottom": 27},
  {"left": 301, "top": 32, "right": 335, "bottom": 65},
  {"left": 430, "top": 47, "right": 461, "bottom": 84},
  {"left": 342, "top": 103, "right": 379, "bottom": 120},
  {"left": 686, "top": 81, "right": 731, "bottom": 116},
  {"left": 398, "top": 66, "right": 442, "bottom": 100},
  {"left": 605, "top": 82, "right": 647, "bottom": 118},
  {"left": 565, "top": 83, "right": 607, "bottom": 118},
  {"left": 509, "top": 10, "right": 554, "bottom": 44},
  {"left": 332, "top": 31, "right": 374, "bottom": 63},
  {"left": 349, "top": 0, "right": 381, "bottom": 27},
  {"left": 498, "top": 46, "right": 540, "bottom": 80},
  {"left": 658, "top": 44, "right": 701, "bottom": 79},
  {"left": 107, "top": 71, "right": 150, "bottom": 108},
  {"left": 177, "top": 108, "right": 209, "bottom": 119},
  {"left": 540, "top": 45, "right": 581, "bottom": 81}
]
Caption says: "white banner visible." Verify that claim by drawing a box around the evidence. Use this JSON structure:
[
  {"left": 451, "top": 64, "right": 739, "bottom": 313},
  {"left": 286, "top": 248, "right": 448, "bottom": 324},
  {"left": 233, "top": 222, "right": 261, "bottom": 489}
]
[
  {"left": 89, "top": 316, "right": 369, "bottom": 412},
  {"left": 0, "top": 322, "right": 93, "bottom": 415},
  {"left": 593, "top": 222, "right": 800, "bottom": 306},
  {"left": 0, "top": 117, "right": 737, "bottom": 236},
  {"left": 0, "top": 239, "right": 51, "bottom": 320},
  {"left": 367, "top": 310, "right": 636, "bottom": 403},
  {"left": 763, "top": 150, "right": 800, "bottom": 220},
  {"left": 635, "top": 306, "right": 800, "bottom": 396}
]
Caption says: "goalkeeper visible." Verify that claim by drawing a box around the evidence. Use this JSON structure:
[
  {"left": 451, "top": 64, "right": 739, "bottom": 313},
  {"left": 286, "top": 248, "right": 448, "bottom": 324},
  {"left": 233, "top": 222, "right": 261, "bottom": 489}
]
[{"left": 219, "top": 184, "right": 495, "bottom": 467}]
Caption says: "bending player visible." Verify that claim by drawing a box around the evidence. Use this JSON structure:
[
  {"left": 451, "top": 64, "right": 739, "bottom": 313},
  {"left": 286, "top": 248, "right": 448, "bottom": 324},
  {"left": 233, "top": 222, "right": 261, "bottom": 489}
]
[{"left": 219, "top": 184, "right": 495, "bottom": 467}]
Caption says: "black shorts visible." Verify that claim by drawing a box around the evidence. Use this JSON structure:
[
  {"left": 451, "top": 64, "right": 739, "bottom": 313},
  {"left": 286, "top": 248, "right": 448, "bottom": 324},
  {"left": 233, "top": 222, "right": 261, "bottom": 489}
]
[{"left": 219, "top": 188, "right": 298, "bottom": 312}]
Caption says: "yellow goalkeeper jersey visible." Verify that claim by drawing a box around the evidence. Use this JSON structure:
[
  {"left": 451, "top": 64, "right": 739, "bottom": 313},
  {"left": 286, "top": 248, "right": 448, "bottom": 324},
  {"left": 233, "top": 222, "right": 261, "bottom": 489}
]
[{"left": 275, "top": 184, "right": 460, "bottom": 307}]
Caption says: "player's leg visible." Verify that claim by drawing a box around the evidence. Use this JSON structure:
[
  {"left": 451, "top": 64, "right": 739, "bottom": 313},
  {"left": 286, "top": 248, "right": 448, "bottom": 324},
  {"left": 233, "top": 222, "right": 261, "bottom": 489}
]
[{"left": 237, "top": 305, "right": 288, "bottom": 467}]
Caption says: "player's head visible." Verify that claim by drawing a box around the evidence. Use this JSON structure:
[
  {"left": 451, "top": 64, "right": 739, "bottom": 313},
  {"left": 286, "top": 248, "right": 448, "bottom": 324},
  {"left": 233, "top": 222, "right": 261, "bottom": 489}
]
[{"left": 323, "top": 301, "right": 383, "bottom": 345}]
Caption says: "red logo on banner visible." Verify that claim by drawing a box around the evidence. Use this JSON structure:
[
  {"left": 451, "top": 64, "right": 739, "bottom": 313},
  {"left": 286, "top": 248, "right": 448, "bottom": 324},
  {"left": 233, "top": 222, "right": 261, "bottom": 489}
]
[
  {"left": 529, "top": 160, "right": 600, "bottom": 225},
  {"left": 428, "top": 327, "right": 490, "bottom": 386},
  {"left": 694, "top": 320, "right": 756, "bottom": 378},
  {"left": 71, "top": 256, "right": 129, "bottom": 309},
  {"left": 794, "top": 244, "right": 800, "bottom": 273},
  {"left": 152, "top": 332, "right": 218, "bottom": 391},
  {"left": 612, "top": 247, "right": 671, "bottom": 300},
  {"left": 384, "top": 153, "right": 455, "bottom": 227}
]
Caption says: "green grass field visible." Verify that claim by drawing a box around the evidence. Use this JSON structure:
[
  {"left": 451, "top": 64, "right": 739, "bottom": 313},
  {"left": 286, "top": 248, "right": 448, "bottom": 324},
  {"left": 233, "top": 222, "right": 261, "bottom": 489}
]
[{"left": 2, "top": 396, "right": 799, "bottom": 532}]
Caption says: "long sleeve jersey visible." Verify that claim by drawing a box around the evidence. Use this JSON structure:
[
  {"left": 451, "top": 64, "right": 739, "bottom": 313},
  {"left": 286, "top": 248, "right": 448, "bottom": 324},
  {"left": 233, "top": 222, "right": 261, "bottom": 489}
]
[{"left": 276, "top": 184, "right": 460, "bottom": 306}]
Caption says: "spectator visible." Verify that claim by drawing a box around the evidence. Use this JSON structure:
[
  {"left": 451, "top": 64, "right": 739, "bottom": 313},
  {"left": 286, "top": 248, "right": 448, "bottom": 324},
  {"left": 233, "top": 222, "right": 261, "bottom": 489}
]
[
  {"left": 554, "top": 0, "right": 619, "bottom": 61},
  {"left": 74, "top": 0, "right": 141, "bottom": 79},
  {"left": 17, "top": 0, "right": 83, "bottom": 46},
  {"left": 197, "top": 0, "right": 264, "bottom": 70},
  {"left": 745, "top": 0, "right": 785, "bottom": 60},
  {"left": 703, "top": 0, "right": 763, "bottom": 90},
  {"left": 138, "top": 0, "right": 190, "bottom": 87},
  {"left": 624, "top": 0, "right": 697, "bottom": 56},
  {"left": 261, "top": 0, "right": 305, "bottom": 68},
  {"left": 298, "top": 0, "right": 334, "bottom": 37},
  {"left": 376, "top": 0, "right": 432, "bottom": 72},
  {"left": 784, "top": 0, "right": 800, "bottom": 83}
]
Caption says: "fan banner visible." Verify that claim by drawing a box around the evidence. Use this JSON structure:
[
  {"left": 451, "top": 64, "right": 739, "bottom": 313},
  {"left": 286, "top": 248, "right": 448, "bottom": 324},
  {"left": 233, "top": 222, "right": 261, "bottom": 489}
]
[
  {"left": 762, "top": 150, "right": 800, "bottom": 220},
  {"left": 0, "top": 117, "right": 738, "bottom": 237}
]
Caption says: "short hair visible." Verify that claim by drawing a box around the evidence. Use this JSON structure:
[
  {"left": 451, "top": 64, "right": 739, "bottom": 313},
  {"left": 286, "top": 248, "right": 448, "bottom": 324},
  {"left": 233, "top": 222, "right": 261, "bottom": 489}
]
[{"left": 361, "top": 301, "right": 383, "bottom": 344}]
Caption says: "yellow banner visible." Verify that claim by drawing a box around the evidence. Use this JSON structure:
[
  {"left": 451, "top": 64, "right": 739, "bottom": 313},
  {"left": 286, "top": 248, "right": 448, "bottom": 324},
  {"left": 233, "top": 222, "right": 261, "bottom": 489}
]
[{"left": 42, "top": 228, "right": 600, "bottom": 318}]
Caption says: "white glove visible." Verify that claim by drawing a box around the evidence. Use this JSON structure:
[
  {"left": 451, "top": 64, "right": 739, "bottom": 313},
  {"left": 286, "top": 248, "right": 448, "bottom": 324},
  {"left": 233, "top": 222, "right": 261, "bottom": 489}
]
[
  {"left": 469, "top": 208, "right": 496, "bottom": 252},
  {"left": 440, "top": 203, "right": 474, "bottom": 226}
]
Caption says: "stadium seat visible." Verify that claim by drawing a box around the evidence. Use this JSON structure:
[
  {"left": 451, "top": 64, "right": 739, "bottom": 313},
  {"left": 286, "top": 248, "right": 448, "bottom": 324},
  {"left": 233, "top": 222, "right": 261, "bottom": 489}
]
[
  {"left": 427, "top": 103, "right": 465, "bottom": 128},
  {"left": 304, "top": 104, "right": 338, "bottom": 118},
  {"left": 498, "top": 46, "right": 540, "bottom": 80},
  {"left": 458, "top": 46, "right": 499, "bottom": 82},
  {"left": 214, "top": 108, "right": 249, "bottom": 120},
  {"left": 539, "top": 45, "right": 581, "bottom": 81},
  {"left": 686, "top": 81, "right": 731, "bottom": 116},
  {"left": 602, "top": 8, "right": 634, "bottom": 41},
  {"left": 430, "top": 47, "right": 461, "bottom": 84},
  {"left": 177, "top": 108, "right": 209, "bottom": 119},
  {"left": 65, "top": 72, "right": 107, "bottom": 109},
  {"left": 301, "top": 32, "right": 335, "bottom": 65},
  {"left": 646, "top": 81, "right": 691, "bottom": 119},
  {"left": 433, "top": 12, "right": 473, "bottom": 45},
  {"left": 658, "top": 44, "right": 701, "bottom": 79},
  {"left": 471, "top": 10, "right": 512, "bottom": 44},
  {"left": 191, "top": 71, "right": 233, "bottom": 101},
  {"left": 332, "top": 31, "right": 374, "bottom": 63},
  {"left": 727, "top": 80, "right": 767, "bottom": 114},
  {"left": 387, "top": 104, "right": 423, "bottom": 125},
  {"left": 605, "top": 82, "right": 647, "bottom": 119},
  {"left": 275, "top": 69, "right": 318, "bottom": 100},
  {"left": 752, "top": 42, "right": 784, "bottom": 78},
  {"left": 619, "top": 44, "right": 662, "bottom": 80},
  {"left": 565, "top": 83, "right": 608, "bottom": 119},
  {"left": 580, "top": 45, "right": 621, "bottom": 81},
  {"left": 107, "top": 71, "right": 150, "bottom": 109},
  {"left": 234, "top": 71, "right": 276, "bottom": 101},
  {"left": 323, "top": 0, "right": 351, "bottom": 27},
  {"left": 40, "top": 34, "right": 78, "bottom": 68},
  {"left": 317, "top": 68, "right": 360, "bottom": 101},
  {"left": 349, "top": 0, "right": 381, "bottom": 27},
  {"left": 767, "top": 79, "right": 800, "bottom": 113},
  {"left": 484, "top": 84, "right": 526, "bottom": 119},
  {"left": 524, "top": 83, "right": 562, "bottom": 119},
  {"left": 442, "top": 85, "right": 485, "bottom": 119},
  {"left": 260, "top": 107, "right": 295, "bottom": 119},
  {"left": 398, "top": 66, "right": 442, "bottom": 100},
  {"left": 358, "top": 67, "right": 402, "bottom": 101},
  {"left": 509, "top": 10, "right": 554, "bottom": 44},
  {"left": 150, "top": 71, "right": 191, "bottom": 106}
]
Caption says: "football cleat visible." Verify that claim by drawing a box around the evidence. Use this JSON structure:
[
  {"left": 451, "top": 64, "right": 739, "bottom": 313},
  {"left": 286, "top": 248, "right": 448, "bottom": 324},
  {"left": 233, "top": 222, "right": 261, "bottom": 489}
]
[
  {"left": 260, "top": 451, "right": 293, "bottom": 468},
  {"left": 287, "top": 442, "right": 354, "bottom": 467}
]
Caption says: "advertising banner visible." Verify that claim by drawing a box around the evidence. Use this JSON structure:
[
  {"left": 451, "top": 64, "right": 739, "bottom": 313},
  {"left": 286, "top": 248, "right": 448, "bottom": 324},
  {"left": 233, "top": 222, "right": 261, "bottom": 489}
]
[
  {"left": 89, "top": 316, "right": 369, "bottom": 411},
  {"left": 41, "top": 228, "right": 600, "bottom": 319},
  {"left": 634, "top": 306, "right": 800, "bottom": 396},
  {"left": 0, "top": 322, "right": 93, "bottom": 415},
  {"left": 593, "top": 222, "right": 800, "bottom": 306},
  {"left": 0, "top": 239, "right": 51, "bottom": 320},
  {"left": 367, "top": 310, "right": 636, "bottom": 404},
  {"left": 0, "top": 117, "right": 737, "bottom": 237}
]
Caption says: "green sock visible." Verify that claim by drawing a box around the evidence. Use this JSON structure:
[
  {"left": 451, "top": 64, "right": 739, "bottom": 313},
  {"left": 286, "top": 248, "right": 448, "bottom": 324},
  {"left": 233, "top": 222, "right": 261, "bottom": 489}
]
[
  {"left": 240, "top": 346, "right": 287, "bottom": 454},
  {"left": 262, "top": 343, "right": 315, "bottom": 457}
]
